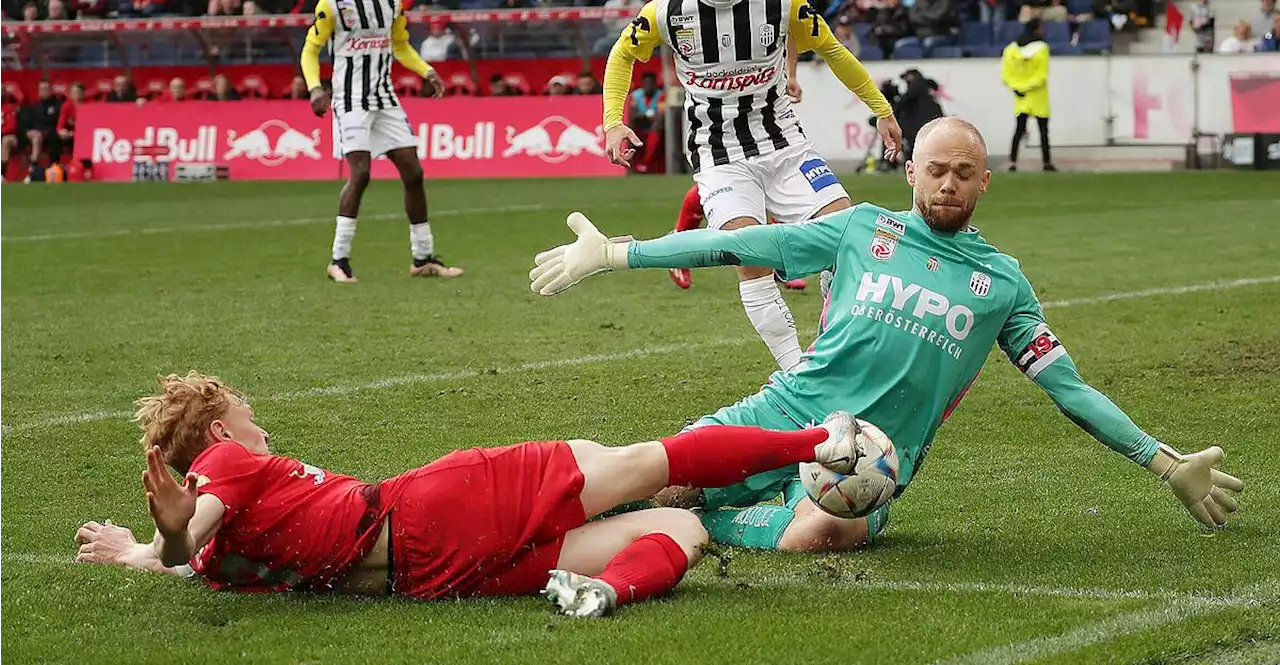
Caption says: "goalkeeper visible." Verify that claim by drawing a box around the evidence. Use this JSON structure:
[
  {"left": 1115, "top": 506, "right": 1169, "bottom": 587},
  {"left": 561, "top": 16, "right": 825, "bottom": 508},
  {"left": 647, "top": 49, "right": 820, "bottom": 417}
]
[{"left": 529, "top": 116, "right": 1244, "bottom": 552}]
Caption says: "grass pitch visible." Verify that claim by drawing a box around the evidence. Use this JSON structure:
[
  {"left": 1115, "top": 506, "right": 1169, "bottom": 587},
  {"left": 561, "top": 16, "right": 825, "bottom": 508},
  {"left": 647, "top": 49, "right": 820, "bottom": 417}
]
[{"left": 2, "top": 171, "right": 1278, "bottom": 664}]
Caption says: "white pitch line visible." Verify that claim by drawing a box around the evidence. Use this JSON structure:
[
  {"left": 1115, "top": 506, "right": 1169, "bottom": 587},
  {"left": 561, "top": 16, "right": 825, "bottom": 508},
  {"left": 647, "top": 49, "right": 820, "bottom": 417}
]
[
  {"left": 2, "top": 275, "right": 1278, "bottom": 435},
  {"left": 0, "top": 200, "right": 661, "bottom": 243},
  {"left": 937, "top": 596, "right": 1247, "bottom": 665}
]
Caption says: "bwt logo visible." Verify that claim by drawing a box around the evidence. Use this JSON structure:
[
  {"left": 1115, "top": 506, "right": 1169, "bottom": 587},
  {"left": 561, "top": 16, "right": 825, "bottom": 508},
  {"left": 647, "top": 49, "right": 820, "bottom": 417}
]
[
  {"left": 502, "top": 116, "right": 605, "bottom": 164},
  {"left": 854, "top": 272, "right": 975, "bottom": 340},
  {"left": 224, "top": 119, "right": 322, "bottom": 166},
  {"left": 685, "top": 66, "right": 777, "bottom": 92}
]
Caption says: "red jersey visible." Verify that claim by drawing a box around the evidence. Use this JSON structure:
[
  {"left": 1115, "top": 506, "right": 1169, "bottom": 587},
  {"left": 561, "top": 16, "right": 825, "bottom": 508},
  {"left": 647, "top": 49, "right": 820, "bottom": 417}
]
[
  {"left": 2, "top": 102, "right": 15, "bottom": 135},
  {"left": 56, "top": 99, "right": 76, "bottom": 133},
  {"left": 188, "top": 442, "right": 392, "bottom": 593}
]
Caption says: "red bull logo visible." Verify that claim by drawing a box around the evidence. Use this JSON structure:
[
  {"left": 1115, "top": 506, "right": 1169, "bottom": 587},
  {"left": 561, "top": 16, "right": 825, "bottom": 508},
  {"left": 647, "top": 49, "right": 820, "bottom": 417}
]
[
  {"left": 90, "top": 126, "right": 219, "bottom": 163},
  {"left": 502, "top": 116, "right": 604, "bottom": 164},
  {"left": 224, "top": 120, "right": 322, "bottom": 166}
]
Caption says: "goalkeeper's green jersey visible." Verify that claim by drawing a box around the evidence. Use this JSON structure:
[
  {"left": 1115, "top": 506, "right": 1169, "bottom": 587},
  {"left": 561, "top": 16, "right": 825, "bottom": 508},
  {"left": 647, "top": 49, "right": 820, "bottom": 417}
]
[{"left": 628, "top": 204, "right": 1160, "bottom": 489}]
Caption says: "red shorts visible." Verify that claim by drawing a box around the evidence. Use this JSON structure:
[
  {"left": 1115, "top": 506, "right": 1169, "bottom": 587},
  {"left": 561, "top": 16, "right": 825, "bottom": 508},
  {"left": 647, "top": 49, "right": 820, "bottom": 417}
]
[{"left": 383, "top": 440, "right": 586, "bottom": 600}]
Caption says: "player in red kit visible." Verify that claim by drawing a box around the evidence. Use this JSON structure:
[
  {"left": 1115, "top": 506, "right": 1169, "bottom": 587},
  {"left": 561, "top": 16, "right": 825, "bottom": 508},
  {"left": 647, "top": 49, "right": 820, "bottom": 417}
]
[{"left": 74, "top": 372, "right": 866, "bottom": 617}]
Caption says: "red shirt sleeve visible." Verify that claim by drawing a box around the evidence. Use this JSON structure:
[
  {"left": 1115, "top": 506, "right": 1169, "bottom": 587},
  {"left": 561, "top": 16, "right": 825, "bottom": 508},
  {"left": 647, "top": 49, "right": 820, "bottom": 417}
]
[
  {"left": 189, "top": 442, "right": 266, "bottom": 521},
  {"left": 56, "top": 100, "right": 74, "bottom": 132}
]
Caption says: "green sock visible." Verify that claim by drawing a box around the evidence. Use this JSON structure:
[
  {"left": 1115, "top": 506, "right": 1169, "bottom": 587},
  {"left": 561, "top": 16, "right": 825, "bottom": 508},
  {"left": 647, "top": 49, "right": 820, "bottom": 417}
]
[{"left": 701, "top": 505, "right": 795, "bottom": 550}]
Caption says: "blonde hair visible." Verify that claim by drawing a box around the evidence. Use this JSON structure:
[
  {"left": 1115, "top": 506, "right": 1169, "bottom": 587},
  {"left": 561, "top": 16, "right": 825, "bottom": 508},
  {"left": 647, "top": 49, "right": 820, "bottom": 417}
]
[{"left": 134, "top": 371, "right": 245, "bottom": 473}]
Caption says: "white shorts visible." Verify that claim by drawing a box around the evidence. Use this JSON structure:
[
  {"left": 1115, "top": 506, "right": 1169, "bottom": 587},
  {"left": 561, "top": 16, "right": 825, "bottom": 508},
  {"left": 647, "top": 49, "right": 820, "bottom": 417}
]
[
  {"left": 333, "top": 107, "right": 416, "bottom": 157},
  {"left": 692, "top": 142, "right": 849, "bottom": 230}
]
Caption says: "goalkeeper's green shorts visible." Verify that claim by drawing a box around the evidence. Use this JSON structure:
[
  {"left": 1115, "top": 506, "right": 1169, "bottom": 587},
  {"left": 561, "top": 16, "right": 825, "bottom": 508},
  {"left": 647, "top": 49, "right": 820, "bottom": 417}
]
[{"left": 691, "top": 391, "right": 891, "bottom": 542}]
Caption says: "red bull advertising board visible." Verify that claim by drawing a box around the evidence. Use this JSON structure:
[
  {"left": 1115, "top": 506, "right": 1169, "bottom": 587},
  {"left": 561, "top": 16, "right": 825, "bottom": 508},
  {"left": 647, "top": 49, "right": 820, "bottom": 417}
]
[{"left": 75, "top": 96, "right": 622, "bottom": 181}]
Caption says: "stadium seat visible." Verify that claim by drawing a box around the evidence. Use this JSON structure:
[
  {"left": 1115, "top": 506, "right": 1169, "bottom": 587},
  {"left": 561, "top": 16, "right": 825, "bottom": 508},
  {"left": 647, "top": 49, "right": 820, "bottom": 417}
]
[
  {"left": 1049, "top": 42, "right": 1084, "bottom": 55},
  {"left": 971, "top": 44, "right": 1006, "bottom": 57},
  {"left": 996, "top": 20, "right": 1023, "bottom": 45},
  {"left": 1066, "top": 0, "right": 1094, "bottom": 16},
  {"left": 238, "top": 74, "right": 270, "bottom": 99},
  {"left": 144, "top": 79, "right": 167, "bottom": 100},
  {"left": 853, "top": 22, "right": 873, "bottom": 43},
  {"left": 893, "top": 36, "right": 922, "bottom": 53},
  {"left": 859, "top": 45, "right": 885, "bottom": 61},
  {"left": 445, "top": 72, "right": 476, "bottom": 96},
  {"left": 921, "top": 35, "right": 955, "bottom": 54},
  {"left": 929, "top": 45, "right": 964, "bottom": 58},
  {"left": 959, "top": 21, "right": 992, "bottom": 51},
  {"left": 1043, "top": 20, "right": 1071, "bottom": 45},
  {"left": 193, "top": 77, "right": 214, "bottom": 100},
  {"left": 892, "top": 42, "right": 924, "bottom": 59},
  {"left": 92, "top": 78, "right": 114, "bottom": 101},
  {"left": 395, "top": 74, "right": 424, "bottom": 97},
  {"left": 1078, "top": 19, "right": 1112, "bottom": 52}
]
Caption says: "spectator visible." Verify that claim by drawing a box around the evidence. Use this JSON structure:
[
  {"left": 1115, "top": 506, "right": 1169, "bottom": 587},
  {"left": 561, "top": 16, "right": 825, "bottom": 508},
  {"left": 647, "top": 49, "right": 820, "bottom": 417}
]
[
  {"left": 1002, "top": 19, "right": 1055, "bottom": 171},
  {"left": 1019, "top": 0, "right": 1068, "bottom": 22},
  {"left": 547, "top": 75, "right": 572, "bottom": 96},
  {"left": 2, "top": 98, "right": 17, "bottom": 179},
  {"left": 212, "top": 74, "right": 240, "bottom": 101},
  {"left": 419, "top": 22, "right": 456, "bottom": 62},
  {"left": 871, "top": 0, "right": 911, "bottom": 57},
  {"left": 106, "top": 75, "right": 138, "bottom": 102},
  {"left": 130, "top": 0, "right": 167, "bottom": 17},
  {"left": 47, "top": 0, "right": 72, "bottom": 19},
  {"left": 909, "top": 0, "right": 956, "bottom": 50},
  {"left": 575, "top": 71, "right": 602, "bottom": 95},
  {"left": 18, "top": 80, "right": 63, "bottom": 179},
  {"left": 21, "top": 1, "right": 39, "bottom": 20},
  {"left": 1190, "top": 0, "right": 1215, "bottom": 52},
  {"left": 56, "top": 81, "right": 83, "bottom": 147},
  {"left": 1218, "top": 21, "right": 1258, "bottom": 52},
  {"left": 488, "top": 74, "right": 519, "bottom": 96},
  {"left": 834, "top": 15, "right": 862, "bottom": 56},
  {"left": 628, "top": 72, "right": 664, "bottom": 173},
  {"left": 894, "top": 69, "right": 944, "bottom": 162},
  {"left": 168, "top": 78, "right": 187, "bottom": 102},
  {"left": 208, "top": 0, "right": 239, "bottom": 15},
  {"left": 1261, "top": 13, "right": 1280, "bottom": 50},
  {"left": 283, "top": 75, "right": 309, "bottom": 100},
  {"left": 1253, "top": 0, "right": 1277, "bottom": 37}
]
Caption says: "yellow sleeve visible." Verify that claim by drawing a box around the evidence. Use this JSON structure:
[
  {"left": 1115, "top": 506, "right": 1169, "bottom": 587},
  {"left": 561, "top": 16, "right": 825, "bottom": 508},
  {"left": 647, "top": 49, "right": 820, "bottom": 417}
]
[
  {"left": 1028, "top": 48, "right": 1049, "bottom": 90},
  {"left": 604, "top": 1, "right": 663, "bottom": 131},
  {"left": 301, "top": 0, "right": 335, "bottom": 92},
  {"left": 392, "top": 15, "right": 433, "bottom": 77},
  {"left": 788, "top": 0, "right": 892, "bottom": 118}
]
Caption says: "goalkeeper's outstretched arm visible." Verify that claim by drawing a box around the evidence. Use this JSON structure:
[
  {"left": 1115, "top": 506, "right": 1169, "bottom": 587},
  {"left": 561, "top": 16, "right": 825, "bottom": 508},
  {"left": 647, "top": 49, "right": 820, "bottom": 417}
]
[{"left": 530, "top": 211, "right": 845, "bottom": 297}]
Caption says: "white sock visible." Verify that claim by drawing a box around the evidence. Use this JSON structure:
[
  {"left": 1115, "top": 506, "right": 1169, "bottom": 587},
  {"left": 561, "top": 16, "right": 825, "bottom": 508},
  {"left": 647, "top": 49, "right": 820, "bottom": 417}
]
[
  {"left": 739, "top": 275, "right": 804, "bottom": 372},
  {"left": 332, "top": 216, "right": 357, "bottom": 261},
  {"left": 409, "top": 221, "right": 435, "bottom": 261}
]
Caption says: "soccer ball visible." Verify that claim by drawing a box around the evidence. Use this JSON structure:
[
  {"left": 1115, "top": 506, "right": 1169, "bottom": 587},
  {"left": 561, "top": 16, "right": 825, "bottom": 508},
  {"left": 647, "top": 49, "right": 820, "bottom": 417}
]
[{"left": 800, "top": 419, "right": 899, "bottom": 519}]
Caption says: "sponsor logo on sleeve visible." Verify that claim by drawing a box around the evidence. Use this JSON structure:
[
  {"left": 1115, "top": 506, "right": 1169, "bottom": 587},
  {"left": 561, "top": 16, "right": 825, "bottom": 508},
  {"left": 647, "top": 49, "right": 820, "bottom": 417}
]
[
  {"left": 669, "top": 14, "right": 695, "bottom": 27},
  {"left": 800, "top": 158, "right": 838, "bottom": 192}
]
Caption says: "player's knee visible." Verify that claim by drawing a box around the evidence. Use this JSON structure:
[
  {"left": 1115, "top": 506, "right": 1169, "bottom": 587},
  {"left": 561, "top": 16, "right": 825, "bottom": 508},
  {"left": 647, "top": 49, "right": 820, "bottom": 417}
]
[
  {"left": 648, "top": 508, "right": 708, "bottom": 562},
  {"left": 398, "top": 161, "right": 423, "bottom": 185},
  {"left": 777, "top": 514, "right": 867, "bottom": 553},
  {"left": 348, "top": 167, "right": 371, "bottom": 190}
]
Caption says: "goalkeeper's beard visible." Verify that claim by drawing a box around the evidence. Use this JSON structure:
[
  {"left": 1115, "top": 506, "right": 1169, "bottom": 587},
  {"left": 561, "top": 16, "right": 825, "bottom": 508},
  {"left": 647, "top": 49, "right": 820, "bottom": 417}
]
[{"left": 915, "top": 190, "right": 977, "bottom": 233}]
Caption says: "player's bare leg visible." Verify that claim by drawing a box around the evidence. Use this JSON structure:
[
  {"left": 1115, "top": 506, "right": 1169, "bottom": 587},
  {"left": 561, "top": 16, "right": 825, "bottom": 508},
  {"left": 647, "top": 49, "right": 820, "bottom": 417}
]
[
  {"left": 386, "top": 147, "right": 463, "bottom": 278},
  {"left": 777, "top": 496, "right": 871, "bottom": 553},
  {"left": 329, "top": 151, "right": 371, "bottom": 283},
  {"left": 721, "top": 216, "right": 804, "bottom": 372},
  {"left": 810, "top": 197, "right": 851, "bottom": 301},
  {"left": 545, "top": 417, "right": 862, "bottom": 616}
]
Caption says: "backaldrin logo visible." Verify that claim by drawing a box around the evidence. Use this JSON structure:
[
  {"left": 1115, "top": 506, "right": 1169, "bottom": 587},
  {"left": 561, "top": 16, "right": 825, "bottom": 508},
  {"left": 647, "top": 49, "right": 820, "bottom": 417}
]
[{"left": 685, "top": 66, "right": 778, "bottom": 92}]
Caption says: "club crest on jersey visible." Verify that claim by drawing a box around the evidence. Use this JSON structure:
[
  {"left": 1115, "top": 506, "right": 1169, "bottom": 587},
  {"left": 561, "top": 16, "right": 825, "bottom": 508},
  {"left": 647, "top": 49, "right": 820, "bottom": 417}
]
[
  {"left": 926, "top": 257, "right": 939, "bottom": 272},
  {"left": 969, "top": 271, "right": 991, "bottom": 297},
  {"left": 869, "top": 228, "right": 899, "bottom": 261},
  {"left": 759, "top": 24, "right": 776, "bottom": 47},
  {"left": 337, "top": 1, "right": 356, "bottom": 25},
  {"left": 675, "top": 28, "right": 699, "bottom": 56},
  {"left": 721, "top": 33, "right": 732, "bottom": 48},
  {"left": 875, "top": 214, "right": 906, "bottom": 236}
]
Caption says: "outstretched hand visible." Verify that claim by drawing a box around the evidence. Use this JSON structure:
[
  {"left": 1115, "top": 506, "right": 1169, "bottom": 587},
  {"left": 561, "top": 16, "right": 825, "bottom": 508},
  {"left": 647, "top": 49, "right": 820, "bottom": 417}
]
[
  {"left": 142, "top": 446, "right": 199, "bottom": 538},
  {"left": 530, "top": 213, "right": 629, "bottom": 297},
  {"left": 1159, "top": 446, "right": 1244, "bottom": 529}
]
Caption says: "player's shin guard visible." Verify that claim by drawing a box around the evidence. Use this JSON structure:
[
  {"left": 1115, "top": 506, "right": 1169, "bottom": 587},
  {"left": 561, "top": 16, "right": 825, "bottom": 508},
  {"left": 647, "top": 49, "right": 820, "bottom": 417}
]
[
  {"left": 739, "top": 275, "right": 804, "bottom": 372},
  {"left": 332, "top": 216, "right": 357, "bottom": 261},
  {"left": 661, "top": 426, "right": 827, "bottom": 488},
  {"left": 701, "top": 505, "right": 795, "bottom": 549},
  {"left": 597, "top": 533, "right": 689, "bottom": 606}
]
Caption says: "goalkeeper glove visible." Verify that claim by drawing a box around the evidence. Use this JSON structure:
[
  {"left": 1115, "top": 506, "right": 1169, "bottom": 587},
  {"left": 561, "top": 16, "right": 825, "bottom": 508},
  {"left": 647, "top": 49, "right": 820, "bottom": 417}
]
[
  {"left": 1145, "top": 444, "right": 1244, "bottom": 529},
  {"left": 530, "top": 212, "right": 630, "bottom": 297}
]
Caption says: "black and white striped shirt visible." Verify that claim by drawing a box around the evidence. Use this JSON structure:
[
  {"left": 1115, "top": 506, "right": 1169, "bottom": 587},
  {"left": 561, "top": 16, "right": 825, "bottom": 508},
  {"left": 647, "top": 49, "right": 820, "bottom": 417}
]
[
  {"left": 323, "top": 0, "right": 402, "bottom": 113},
  {"left": 653, "top": 0, "right": 804, "bottom": 172}
]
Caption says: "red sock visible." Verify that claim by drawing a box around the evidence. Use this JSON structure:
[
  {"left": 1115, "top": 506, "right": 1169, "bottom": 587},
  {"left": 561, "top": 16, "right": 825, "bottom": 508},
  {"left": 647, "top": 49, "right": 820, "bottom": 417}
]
[
  {"left": 674, "top": 185, "right": 704, "bottom": 232},
  {"left": 597, "top": 533, "right": 689, "bottom": 606},
  {"left": 661, "top": 425, "right": 826, "bottom": 488}
]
